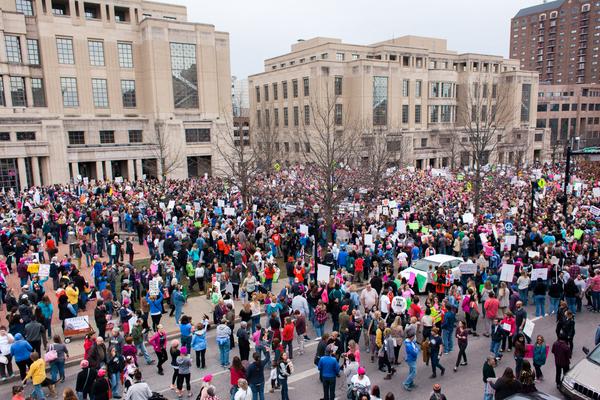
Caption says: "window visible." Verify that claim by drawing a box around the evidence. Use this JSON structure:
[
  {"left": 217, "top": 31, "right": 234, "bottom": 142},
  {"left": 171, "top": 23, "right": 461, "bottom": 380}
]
[
  {"left": 255, "top": 86, "right": 260, "bottom": 102},
  {"left": 431, "top": 82, "right": 440, "bottom": 98},
  {"left": 402, "top": 79, "right": 409, "bottom": 97},
  {"left": 429, "top": 105, "right": 439, "bottom": 123},
  {"left": 99, "top": 130, "right": 115, "bottom": 144},
  {"left": 10, "top": 77, "right": 26, "bottom": 106},
  {"left": 521, "top": 83, "right": 532, "bottom": 122},
  {"left": 5, "top": 36, "right": 22, "bottom": 63},
  {"left": 52, "top": 0, "right": 69, "bottom": 15},
  {"left": 535, "top": 133, "right": 544, "bottom": 142},
  {"left": 185, "top": 128, "right": 210, "bottom": 143},
  {"left": 56, "top": 37, "right": 74, "bottom": 64},
  {"left": 551, "top": 103, "right": 560, "bottom": 111},
  {"left": 273, "top": 83, "right": 278, "bottom": 100},
  {"left": 27, "top": 39, "right": 40, "bottom": 65},
  {"left": 537, "top": 104, "right": 548, "bottom": 112},
  {"left": 256, "top": 110, "right": 261, "bottom": 128},
  {"left": 441, "top": 83, "right": 453, "bottom": 98},
  {"left": 335, "top": 104, "right": 343, "bottom": 125},
  {"left": 264, "top": 109, "right": 270, "bottom": 126},
  {"left": 421, "top": 138, "right": 428, "bottom": 148},
  {"left": 336, "top": 52, "right": 345, "bottom": 61},
  {"left": 170, "top": 43, "right": 198, "bottom": 108},
  {"left": 121, "top": 80, "right": 136, "bottom": 108},
  {"left": 416, "top": 80, "right": 422, "bottom": 97},
  {"left": 16, "top": 131, "right": 35, "bottom": 141},
  {"left": 562, "top": 103, "right": 570, "bottom": 111},
  {"left": 415, "top": 105, "right": 421, "bottom": 123},
  {"left": 0, "top": 132, "right": 9, "bottom": 141},
  {"left": 441, "top": 105, "right": 452, "bottom": 122},
  {"left": 492, "top": 84, "right": 497, "bottom": 98},
  {"left": 335, "top": 76, "right": 343, "bottom": 96},
  {"left": 117, "top": 42, "right": 133, "bottom": 68},
  {"left": 91, "top": 78, "right": 108, "bottom": 108},
  {"left": 128, "top": 130, "right": 142, "bottom": 143},
  {"left": 304, "top": 142, "right": 310, "bottom": 153},
  {"left": 402, "top": 105, "right": 409, "bottom": 124},
  {"left": 88, "top": 40, "right": 105, "bottom": 66},
  {"left": 31, "top": 78, "right": 46, "bottom": 107},
  {"left": 482, "top": 83, "right": 488, "bottom": 98},
  {"left": 304, "top": 105, "right": 310, "bottom": 125},
  {"left": 84, "top": 2, "right": 100, "bottom": 19},
  {"left": 16, "top": 0, "right": 34, "bottom": 15},
  {"left": 68, "top": 131, "right": 85, "bottom": 145},
  {"left": 283, "top": 107, "right": 288, "bottom": 126},
  {"left": 292, "top": 79, "right": 298, "bottom": 97},
  {"left": 274, "top": 108, "right": 279, "bottom": 127},
  {"left": 60, "top": 77, "right": 78, "bottom": 107},
  {"left": 282, "top": 81, "right": 288, "bottom": 99},
  {"left": 114, "top": 6, "right": 129, "bottom": 22},
  {"left": 293, "top": 106, "right": 299, "bottom": 126},
  {"left": 303, "top": 77, "right": 309, "bottom": 96},
  {"left": 263, "top": 85, "right": 269, "bottom": 102},
  {"left": 373, "top": 76, "right": 388, "bottom": 125},
  {"left": 0, "top": 80, "right": 5, "bottom": 106}
]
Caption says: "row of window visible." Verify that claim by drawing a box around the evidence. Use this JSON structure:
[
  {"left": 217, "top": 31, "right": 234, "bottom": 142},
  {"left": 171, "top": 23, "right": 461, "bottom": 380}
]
[
  {"left": 67, "top": 129, "right": 143, "bottom": 145},
  {"left": 255, "top": 77, "right": 311, "bottom": 102},
  {"left": 256, "top": 141, "right": 310, "bottom": 153},
  {"left": 0, "top": 131, "right": 36, "bottom": 141},
  {"left": 0, "top": 76, "right": 46, "bottom": 107},
  {"left": 59, "top": 77, "right": 136, "bottom": 108},
  {"left": 256, "top": 105, "right": 313, "bottom": 128},
  {"left": 538, "top": 102, "right": 600, "bottom": 112},
  {"left": 55, "top": 37, "right": 133, "bottom": 67}
]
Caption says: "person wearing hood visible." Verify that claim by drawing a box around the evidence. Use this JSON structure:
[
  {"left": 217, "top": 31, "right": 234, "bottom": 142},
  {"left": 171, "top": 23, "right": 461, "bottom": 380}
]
[
  {"left": 191, "top": 319, "right": 208, "bottom": 368},
  {"left": 216, "top": 317, "right": 232, "bottom": 368},
  {"left": 10, "top": 333, "right": 32, "bottom": 379}
]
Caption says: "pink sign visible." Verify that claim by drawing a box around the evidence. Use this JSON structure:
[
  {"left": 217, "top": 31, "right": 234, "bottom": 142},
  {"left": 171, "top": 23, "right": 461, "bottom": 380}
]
[{"left": 408, "top": 272, "right": 416, "bottom": 286}]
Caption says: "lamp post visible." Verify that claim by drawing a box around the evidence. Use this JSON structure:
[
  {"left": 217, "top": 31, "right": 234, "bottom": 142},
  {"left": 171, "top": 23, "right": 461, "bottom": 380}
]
[
  {"left": 312, "top": 204, "right": 320, "bottom": 269},
  {"left": 530, "top": 176, "right": 536, "bottom": 222}
]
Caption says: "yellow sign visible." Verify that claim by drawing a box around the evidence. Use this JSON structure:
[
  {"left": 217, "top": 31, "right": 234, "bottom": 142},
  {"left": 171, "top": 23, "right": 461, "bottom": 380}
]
[
  {"left": 274, "top": 163, "right": 281, "bottom": 172},
  {"left": 466, "top": 182, "right": 473, "bottom": 192},
  {"left": 537, "top": 178, "right": 546, "bottom": 189}
]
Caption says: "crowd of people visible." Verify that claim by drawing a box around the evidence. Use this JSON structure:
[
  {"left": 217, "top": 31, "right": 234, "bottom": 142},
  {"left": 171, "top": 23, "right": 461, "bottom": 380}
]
[{"left": 0, "top": 161, "right": 599, "bottom": 400}]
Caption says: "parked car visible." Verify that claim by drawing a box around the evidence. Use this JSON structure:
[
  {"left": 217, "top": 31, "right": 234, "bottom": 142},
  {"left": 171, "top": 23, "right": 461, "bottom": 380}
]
[
  {"left": 561, "top": 343, "right": 600, "bottom": 399},
  {"left": 399, "top": 254, "right": 463, "bottom": 292},
  {"left": 505, "top": 392, "right": 561, "bottom": 400}
]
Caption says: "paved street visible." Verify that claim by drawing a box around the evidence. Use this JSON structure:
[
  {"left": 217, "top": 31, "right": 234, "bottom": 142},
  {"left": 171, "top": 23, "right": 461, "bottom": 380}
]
[{"left": 2, "top": 297, "right": 597, "bottom": 400}]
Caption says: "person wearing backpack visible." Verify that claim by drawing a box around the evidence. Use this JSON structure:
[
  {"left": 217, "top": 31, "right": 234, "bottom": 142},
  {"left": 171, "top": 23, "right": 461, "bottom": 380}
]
[{"left": 48, "top": 335, "right": 68, "bottom": 383}]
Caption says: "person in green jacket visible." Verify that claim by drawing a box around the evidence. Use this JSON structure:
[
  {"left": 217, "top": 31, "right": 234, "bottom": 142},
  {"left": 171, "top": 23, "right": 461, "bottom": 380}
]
[
  {"left": 532, "top": 335, "right": 547, "bottom": 381},
  {"left": 131, "top": 319, "right": 154, "bottom": 365}
]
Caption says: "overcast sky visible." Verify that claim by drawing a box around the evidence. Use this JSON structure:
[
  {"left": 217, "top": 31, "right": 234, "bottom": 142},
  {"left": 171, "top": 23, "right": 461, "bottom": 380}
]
[{"left": 175, "top": 0, "right": 543, "bottom": 78}]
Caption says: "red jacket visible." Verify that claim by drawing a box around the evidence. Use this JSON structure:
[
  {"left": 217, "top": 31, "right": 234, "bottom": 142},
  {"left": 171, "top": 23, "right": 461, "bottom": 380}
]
[
  {"left": 282, "top": 323, "right": 295, "bottom": 341},
  {"left": 230, "top": 366, "right": 246, "bottom": 386}
]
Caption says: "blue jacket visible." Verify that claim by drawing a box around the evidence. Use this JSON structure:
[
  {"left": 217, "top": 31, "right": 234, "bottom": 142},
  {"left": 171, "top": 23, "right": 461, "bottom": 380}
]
[
  {"left": 191, "top": 330, "right": 207, "bottom": 351},
  {"left": 441, "top": 311, "right": 456, "bottom": 331},
  {"left": 172, "top": 291, "right": 185, "bottom": 308},
  {"left": 533, "top": 343, "right": 547, "bottom": 366},
  {"left": 147, "top": 293, "right": 163, "bottom": 314},
  {"left": 317, "top": 355, "right": 340, "bottom": 378},
  {"left": 404, "top": 339, "right": 420, "bottom": 362},
  {"left": 37, "top": 302, "right": 53, "bottom": 319},
  {"left": 10, "top": 334, "right": 33, "bottom": 362}
]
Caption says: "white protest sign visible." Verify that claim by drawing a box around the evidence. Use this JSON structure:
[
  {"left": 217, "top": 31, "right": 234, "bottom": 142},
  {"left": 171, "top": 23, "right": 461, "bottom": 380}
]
[
  {"left": 252, "top": 204, "right": 258, "bottom": 213},
  {"left": 523, "top": 319, "right": 535, "bottom": 338},
  {"left": 149, "top": 279, "right": 160, "bottom": 296},
  {"left": 128, "top": 315, "right": 138, "bottom": 328},
  {"left": 115, "top": 176, "right": 123, "bottom": 184},
  {"left": 504, "top": 235, "right": 517, "bottom": 247},
  {"left": 218, "top": 199, "right": 225, "bottom": 208},
  {"left": 316, "top": 264, "right": 331, "bottom": 284},
  {"left": 531, "top": 268, "right": 548, "bottom": 281},
  {"left": 594, "top": 187, "right": 600, "bottom": 198},
  {"left": 194, "top": 202, "right": 201, "bottom": 212},
  {"left": 396, "top": 220, "right": 406, "bottom": 234},
  {"left": 224, "top": 207, "right": 236, "bottom": 216},
  {"left": 462, "top": 213, "right": 474, "bottom": 224},
  {"left": 83, "top": 177, "right": 89, "bottom": 186},
  {"left": 458, "top": 262, "right": 477, "bottom": 274},
  {"left": 550, "top": 256, "right": 560, "bottom": 265},
  {"left": 389, "top": 200, "right": 397, "bottom": 208},
  {"left": 528, "top": 251, "right": 540, "bottom": 259},
  {"left": 38, "top": 264, "right": 50, "bottom": 278},
  {"left": 500, "top": 264, "right": 515, "bottom": 282},
  {"left": 299, "top": 224, "right": 309, "bottom": 235},
  {"left": 480, "top": 233, "right": 488, "bottom": 244},
  {"left": 590, "top": 205, "right": 600, "bottom": 217},
  {"left": 167, "top": 200, "right": 175, "bottom": 210},
  {"left": 392, "top": 208, "right": 399, "bottom": 218},
  {"left": 364, "top": 234, "right": 374, "bottom": 246}
]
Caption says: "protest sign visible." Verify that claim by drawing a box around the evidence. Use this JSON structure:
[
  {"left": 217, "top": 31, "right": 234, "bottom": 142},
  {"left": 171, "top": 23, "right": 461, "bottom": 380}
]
[
  {"left": 224, "top": 207, "right": 236, "bottom": 216},
  {"left": 396, "top": 220, "right": 406, "bottom": 234},
  {"left": 299, "top": 224, "right": 309, "bottom": 235},
  {"left": 218, "top": 199, "right": 225, "bottom": 208},
  {"left": 458, "top": 262, "right": 477, "bottom": 275},
  {"left": 531, "top": 268, "right": 548, "bottom": 281},
  {"left": 64, "top": 316, "right": 93, "bottom": 336},
  {"left": 523, "top": 319, "right": 535, "bottom": 338},
  {"left": 149, "top": 279, "right": 160, "bottom": 296},
  {"left": 364, "top": 234, "right": 373, "bottom": 246},
  {"left": 317, "top": 264, "right": 331, "bottom": 284},
  {"left": 167, "top": 200, "right": 175, "bottom": 210},
  {"left": 37, "top": 264, "right": 50, "bottom": 278},
  {"left": 500, "top": 264, "right": 515, "bottom": 282},
  {"left": 574, "top": 229, "right": 584, "bottom": 240},
  {"left": 462, "top": 213, "right": 474, "bottom": 224},
  {"left": 408, "top": 222, "right": 419, "bottom": 231}
]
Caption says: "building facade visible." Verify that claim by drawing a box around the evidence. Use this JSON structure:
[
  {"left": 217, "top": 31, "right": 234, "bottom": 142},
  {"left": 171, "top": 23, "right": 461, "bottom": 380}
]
[
  {"left": 0, "top": 0, "right": 231, "bottom": 190},
  {"left": 510, "top": 0, "right": 600, "bottom": 85},
  {"left": 249, "top": 36, "right": 547, "bottom": 170}
]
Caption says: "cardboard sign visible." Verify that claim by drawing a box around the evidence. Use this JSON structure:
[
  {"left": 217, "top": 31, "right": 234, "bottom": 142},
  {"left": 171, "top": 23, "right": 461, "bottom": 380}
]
[
  {"left": 480, "top": 233, "right": 488, "bottom": 244},
  {"left": 593, "top": 187, "right": 600, "bottom": 198},
  {"left": 317, "top": 264, "right": 331, "bottom": 284},
  {"left": 364, "top": 234, "right": 373, "bottom": 246},
  {"left": 500, "top": 264, "right": 515, "bottom": 282},
  {"left": 37, "top": 264, "right": 50, "bottom": 278},
  {"left": 523, "top": 319, "right": 535, "bottom": 338},
  {"left": 502, "top": 323, "right": 512, "bottom": 332},
  {"left": 408, "top": 222, "right": 419, "bottom": 231},
  {"left": 408, "top": 272, "right": 416, "bottom": 286},
  {"left": 531, "top": 268, "right": 548, "bottom": 281},
  {"left": 459, "top": 262, "right": 477, "bottom": 274},
  {"left": 396, "top": 220, "right": 406, "bottom": 234},
  {"left": 224, "top": 207, "right": 236, "bottom": 216},
  {"left": 574, "top": 229, "right": 584, "bottom": 240},
  {"left": 528, "top": 251, "right": 540, "bottom": 259},
  {"left": 128, "top": 315, "right": 138, "bottom": 328},
  {"left": 64, "top": 316, "right": 93, "bottom": 336},
  {"left": 462, "top": 213, "right": 474, "bottom": 224}
]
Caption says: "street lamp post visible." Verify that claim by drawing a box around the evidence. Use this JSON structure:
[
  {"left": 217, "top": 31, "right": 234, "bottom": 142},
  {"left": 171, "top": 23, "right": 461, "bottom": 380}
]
[
  {"left": 312, "top": 204, "right": 320, "bottom": 270},
  {"left": 530, "top": 177, "right": 536, "bottom": 222}
]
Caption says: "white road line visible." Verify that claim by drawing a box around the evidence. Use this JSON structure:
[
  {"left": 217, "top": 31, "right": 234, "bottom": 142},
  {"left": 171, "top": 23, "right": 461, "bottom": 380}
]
[
  {"left": 157, "top": 340, "right": 319, "bottom": 393},
  {"left": 286, "top": 368, "right": 318, "bottom": 383}
]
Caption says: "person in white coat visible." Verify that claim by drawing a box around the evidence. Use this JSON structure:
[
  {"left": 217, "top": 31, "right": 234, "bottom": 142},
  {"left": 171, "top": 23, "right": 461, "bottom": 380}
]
[{"left": 234, "top": 378, "right": 252, "bottom": 400}]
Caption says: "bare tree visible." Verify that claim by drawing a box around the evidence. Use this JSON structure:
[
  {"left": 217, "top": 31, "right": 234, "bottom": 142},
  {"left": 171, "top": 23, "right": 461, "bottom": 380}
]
[
  {"left": 215, "top": 113, "right": 259, "bottom": 208},
  {"left": 440, "top": 132, "right": 461, "bottom": 171},
  {"left": 456, "top": 74, "right": 515, "bottom": 216},
  {"left": 299, "top": 81, "right": 361, "bottom": 239},
  {"left": 252, "top": 117, "right": 282, "bottom": 172},
  {"left": 151, "top": 120, "right": 184, "bottom": 183},
  {"left": 361, "top": 124, "right": 403, "bottom": 194}
]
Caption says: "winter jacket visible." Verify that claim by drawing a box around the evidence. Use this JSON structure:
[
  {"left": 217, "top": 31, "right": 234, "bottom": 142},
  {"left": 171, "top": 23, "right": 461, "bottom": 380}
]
[
  {"left": 533, "top": 343, "right": 547, "bottom": 366},
  {"left": 148, "top": 332, "right": 167, "bottom": 352},
  {"left": 10, "top": 334, "right": 33, "bottom": 362},
  {"left": 404, "top": 339, "right": 419, "bottom": 362},
  {"left": 76, "top": 367, "right": 97, "bottom": 394},
  {"left": 147, "top": 293, "right": 163, "bottom": 315},
  {"left": 191, "top": 329, "right": 207, "bottom": 351}
]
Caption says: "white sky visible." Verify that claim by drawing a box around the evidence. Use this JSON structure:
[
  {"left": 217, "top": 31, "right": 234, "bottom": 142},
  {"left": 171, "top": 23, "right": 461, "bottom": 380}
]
[{"left": 174, "top": 0, "right": 543, "bottom": 78}]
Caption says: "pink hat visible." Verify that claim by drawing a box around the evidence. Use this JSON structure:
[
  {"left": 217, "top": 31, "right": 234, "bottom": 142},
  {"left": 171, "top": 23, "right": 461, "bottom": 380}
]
[
  {"left": 123, "top": 298, "right": 130, "bottom": 305},
  {"left": 97, "top": 369, "right": 106, "bottom": 377},
  {"left": 80, "top": 360, "right": 89, "bottom": 368},
  {"left": 202, "top": 374, "right": 213, "bottom": 383},
  {"left": 180, "top": 346, "right": 187, "bottom": 355},
  {"left": 358, "top": 367, "right": 366, "bottom": 375}
]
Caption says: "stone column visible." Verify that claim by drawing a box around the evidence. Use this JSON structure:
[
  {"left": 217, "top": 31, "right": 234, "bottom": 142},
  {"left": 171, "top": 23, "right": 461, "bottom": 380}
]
[
  {"left": 3, "top": 76, "right": 13, "bottom": 107},
  {"left": 105, "top": 160, "right": 113, "bottom": 181},
  {"left": 31, "top": 156, "right": 41, "bottom": 186},
  {"left": 70, "top": 162, "right": 80, "bottom": 180},
  {"left": 135, "top": 159, "right": 143, "bottom": 180},
  {"left": 96, "top": 160, "right": 104, "bottom": 181},
  {"left": 17, "top": 158, "right": 28, "bottom": 190},
  {"left": 127, "top": 159, "right": 135, "bottom": 181}
]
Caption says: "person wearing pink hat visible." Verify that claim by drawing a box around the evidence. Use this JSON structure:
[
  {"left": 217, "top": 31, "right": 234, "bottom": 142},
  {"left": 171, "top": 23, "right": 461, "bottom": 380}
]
[
  {"left": 91, "top": 368, "right": 110, "bottom": 400},
  {"left": 176, "top": 346, "right": 192, "bottom": 398},
  {"left": 350, "top": 366, "right": 371, "bottom": 398},
  {"left": 75, "top": 359, "right": 96, "bottom": 400},
  {"left": 197, "top": 374, "right": 215, "bottom": 400}
]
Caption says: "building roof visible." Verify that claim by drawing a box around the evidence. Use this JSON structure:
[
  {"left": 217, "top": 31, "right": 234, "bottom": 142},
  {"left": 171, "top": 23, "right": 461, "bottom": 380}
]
[{"left": 514, "top": 0, "right": 564, "bottom": 18}]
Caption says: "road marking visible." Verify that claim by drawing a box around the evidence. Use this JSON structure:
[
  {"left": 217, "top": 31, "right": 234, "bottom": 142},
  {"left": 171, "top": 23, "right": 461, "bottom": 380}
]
[
  {"left": 286, "top": 368, "right": 318, "bottom": 383},
  {"left": 157, "top": 341, "right": 319, "bottom": 393}
]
